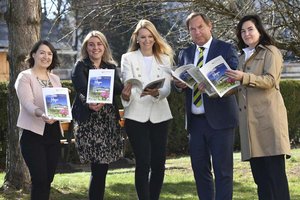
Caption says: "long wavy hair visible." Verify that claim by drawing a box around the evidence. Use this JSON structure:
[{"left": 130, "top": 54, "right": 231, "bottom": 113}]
[{"left": 127, "top": 19, "right": 174, "bottom": 64}]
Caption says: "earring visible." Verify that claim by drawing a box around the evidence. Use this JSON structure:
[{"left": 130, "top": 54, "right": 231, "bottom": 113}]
[{"left": 137, "top": 40, "right": 139, "bottom": 43}]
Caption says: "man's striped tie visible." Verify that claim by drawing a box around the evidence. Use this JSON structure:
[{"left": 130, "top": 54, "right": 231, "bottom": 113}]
[{"left": 193, "top": 47, "right": 205, "bottom": 107}]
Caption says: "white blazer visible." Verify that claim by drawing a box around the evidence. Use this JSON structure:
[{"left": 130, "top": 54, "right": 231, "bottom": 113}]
[{"left": 121, "top": 50, "right": 173, "bottom": 123}]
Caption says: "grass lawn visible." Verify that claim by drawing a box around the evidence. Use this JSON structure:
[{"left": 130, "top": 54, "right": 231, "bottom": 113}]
[{"left": 0, "top": 149, "right": 300, "bottom": 200}]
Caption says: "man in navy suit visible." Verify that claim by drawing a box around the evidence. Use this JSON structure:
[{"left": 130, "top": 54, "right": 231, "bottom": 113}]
[{"left": 175, "top": 12, "right": 239, "bottom": 200}]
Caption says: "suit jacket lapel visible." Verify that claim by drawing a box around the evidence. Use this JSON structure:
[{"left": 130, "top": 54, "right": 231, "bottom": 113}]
[
  {"left": 206, "top": 38, "right": 216, "bottom": 62},
  {"left": 188, "top": 44, "right": 197, "bottom": 65}
]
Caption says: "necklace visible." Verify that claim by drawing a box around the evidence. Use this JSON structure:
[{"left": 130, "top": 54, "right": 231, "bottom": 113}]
[
  {"left": 37, "top": 77, "right": 50, "bottom": 88},
  {"left": 31, "top": 68, "right": 51, "bottom": 88}
]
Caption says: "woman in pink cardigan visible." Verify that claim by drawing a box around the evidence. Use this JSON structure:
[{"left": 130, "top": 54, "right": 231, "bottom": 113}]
[{"left": 15, "top": 40, "right": 62, "bottom": 200}]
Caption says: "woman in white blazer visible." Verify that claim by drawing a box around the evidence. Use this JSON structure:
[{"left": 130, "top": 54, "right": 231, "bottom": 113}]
[
  {"left": 121, "top": 19, "right": 174, "bottom": 200},
  {"left": 15, "top": 40, "right": 62, "bottom": 200}
]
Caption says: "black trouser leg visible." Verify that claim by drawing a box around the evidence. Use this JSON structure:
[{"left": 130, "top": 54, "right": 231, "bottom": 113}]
[
  {"left": 149, "top": 121, "right": 168, "bottom": 200},
  {"left": 250, "top": 155, "right": 290, "bottom": 200},
  {"left": 89, "top": 163, "right": 108, "bottom": 200},
  {"left": 125, "top": 119, "right": 168, "bottom": 200},
  {"left": 20, "top": 128, "right": 60, "bottom": 200}
]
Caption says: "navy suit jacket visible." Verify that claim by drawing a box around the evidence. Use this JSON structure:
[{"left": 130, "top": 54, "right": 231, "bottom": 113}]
[{"left": 178, "top": 38, "right": 239, "bottom": 132}]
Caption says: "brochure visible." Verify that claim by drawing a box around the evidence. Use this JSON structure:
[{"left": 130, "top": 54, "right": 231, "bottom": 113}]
[
  {"left": 172, "top": 56, "right": 240, "bottom": 97},
  {"left": 125, "top": 77, "right": 165, "bottom": 91},
  {"left": 170, "top": 64, "right": 196, "bottom": 89},
  {"left": 42, "top": 87, "right": 72, "bottom": 120},
  {"left": 199, "top": 55, "right": 240, "bottom": 97},
  {"left": 87, "top": 69, "right": 115, "bottom": 104}
]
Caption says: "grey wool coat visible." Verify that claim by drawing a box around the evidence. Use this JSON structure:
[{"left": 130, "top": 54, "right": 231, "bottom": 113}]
[{"left": 237, "top": 44, "right": 291, "bottom": 161}]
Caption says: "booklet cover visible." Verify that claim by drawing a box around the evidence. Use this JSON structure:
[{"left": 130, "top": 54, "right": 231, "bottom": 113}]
[
  {"left": 42, "top": 87, "right": 72, "bottom": 120},
  {"left": 171, "top": 56, "right": 240, "bottom": 97},
  {"left": 199, "top": 56, "right": 240, "bottom": 97},
  {"left": 87, "top": 69, "right": 115, "bottom": 104}
]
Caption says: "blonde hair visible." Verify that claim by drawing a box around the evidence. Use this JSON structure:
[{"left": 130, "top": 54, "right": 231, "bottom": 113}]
[
  {"left": 80, "top": 30, "right": 117, "bottom": 65},
  {"left": 127, "top": 19, "right": 174, "bottom": 64}
]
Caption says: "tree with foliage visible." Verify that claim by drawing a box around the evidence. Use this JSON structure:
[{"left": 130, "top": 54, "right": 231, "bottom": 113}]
[{"left": 2, "top": 0, "right": 41, "bottom": 192}]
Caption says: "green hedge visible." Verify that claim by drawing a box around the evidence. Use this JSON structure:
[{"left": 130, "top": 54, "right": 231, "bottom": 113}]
[
  {"left": 280, "top": 80, "right": 300, "bottom": 145},
  {"left": 0, "top": 80, "right": 299, "bottom": 167}
]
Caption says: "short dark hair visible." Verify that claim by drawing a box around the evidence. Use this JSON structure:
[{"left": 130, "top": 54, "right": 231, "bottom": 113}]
[
  {"left": 186, "top": 12, "right": 211, "bottom": 31},
  {"left": 26, "top": 40, "right": 60, "bottom": 71},
  {"left": 236, "top": 15, "right": 274, "bottom": 50}
]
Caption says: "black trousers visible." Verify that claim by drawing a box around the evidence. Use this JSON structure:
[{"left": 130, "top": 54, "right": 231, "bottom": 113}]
[
  {"left": 20, "top": 122, "right": 61, "bottom": 200},
  {"left": 89, "top": 163, "right": 108, "bottom": 200},
  {"left": 250, "top": 155, "right": 290, "bottom": 200},
  {"left": 125, "top": 119, "right": 169, "bottom": 200}
]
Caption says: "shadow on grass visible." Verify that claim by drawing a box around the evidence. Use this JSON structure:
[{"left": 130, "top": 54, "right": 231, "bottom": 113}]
[
  {"left": 105, "top": 180, "right": 265, "bottom": 200},
  {"left": 1, "top": 177, "right": 298, "bottom": 200},
  {"left": 106, "top": 181, "right": 197, "bottom": 200},
  {"left": 233, "top": 180, "right": 257, "bottom": 200},
  {"left": 51, "top": 187, "right": 87, "bottom": 200}
]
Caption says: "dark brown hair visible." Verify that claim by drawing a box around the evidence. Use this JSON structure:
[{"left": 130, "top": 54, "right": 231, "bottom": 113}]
[
  {"left": 185, "top": 12, "right": 211, "bottom": 31},
  {"left": 236, "top": 15, "right": 275, "bottom": 50},
  {"left": 26, "top": 40, "right": 60, "bottom": 71}
]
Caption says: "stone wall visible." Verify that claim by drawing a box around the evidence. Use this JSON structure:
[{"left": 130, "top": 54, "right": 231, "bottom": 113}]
[{"left": 282, "top": 63, "right": 300, "bottom": 80}]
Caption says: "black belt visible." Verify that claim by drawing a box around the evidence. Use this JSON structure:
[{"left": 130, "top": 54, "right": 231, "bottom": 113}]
[{"left": 192, "top": 113, "right": 206, "bottom": 118}]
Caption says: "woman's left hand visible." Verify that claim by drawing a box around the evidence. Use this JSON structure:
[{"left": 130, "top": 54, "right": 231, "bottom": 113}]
[
  {"left": 88, "top": 103, "right": 105, "bottom": 112},
  {"left": 141, "top": 88, "right": 159, "bottom": 97},
  {"left": 41, "top": 114, "right": 57, "bottom": 124},
  {"left": 225, "top": 69, "right": 244, "bottom": 81}
]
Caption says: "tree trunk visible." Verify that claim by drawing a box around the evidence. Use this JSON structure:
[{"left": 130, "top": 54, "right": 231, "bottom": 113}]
[{"left": 2, "top": 0, "right": 41, "bottom": 191}]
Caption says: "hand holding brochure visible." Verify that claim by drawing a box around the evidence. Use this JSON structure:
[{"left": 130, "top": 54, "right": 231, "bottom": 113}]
[
  {"left": 186, "top": 67, "right": 217, "bottom": 96},
  {"left": 170, "top": 64, "right": 215, "bottom": 95},
  {"left": 173, "top": 56, "right": 240, "bottom": 97},
  {"left": 125, "top": 77, "right": 165, "bottom": 91},
  {"left": 87, "top": 69, "right": 115, "bottom": 104},
  {"left": 42, "top": 87, "right": 72, "bottom": 121},
  {"left": 170, "top": 64, "right": 196, "bottom": 89}
]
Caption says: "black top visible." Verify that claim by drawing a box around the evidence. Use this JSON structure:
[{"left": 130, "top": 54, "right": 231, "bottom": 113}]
[{"left": 71, "top": 58, "right": 123, "bottom": 123}]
